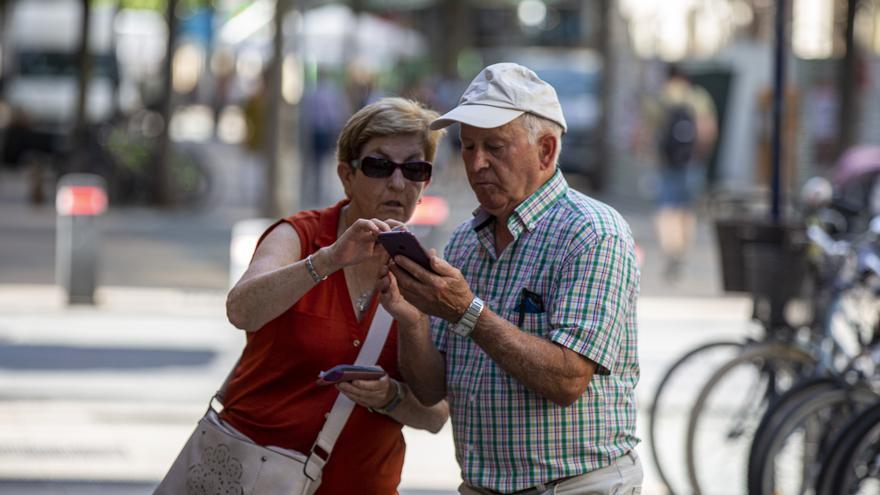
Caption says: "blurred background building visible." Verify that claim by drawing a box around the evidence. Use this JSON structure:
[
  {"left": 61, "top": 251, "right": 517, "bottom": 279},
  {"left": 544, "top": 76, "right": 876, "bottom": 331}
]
[{"left": 1, "top": 0, "right": 877, "bottom": 217}]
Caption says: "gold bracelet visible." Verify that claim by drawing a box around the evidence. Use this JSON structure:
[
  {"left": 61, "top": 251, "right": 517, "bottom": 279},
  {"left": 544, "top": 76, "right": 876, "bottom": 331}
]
[{"left": 305, "top": 254, "right": 327, "bottom": 283}]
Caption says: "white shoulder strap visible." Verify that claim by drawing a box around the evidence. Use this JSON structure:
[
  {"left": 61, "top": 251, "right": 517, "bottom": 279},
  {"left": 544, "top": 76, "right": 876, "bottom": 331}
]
[{"left": 303, "top": 305, "right": 394, "bottom": 480}]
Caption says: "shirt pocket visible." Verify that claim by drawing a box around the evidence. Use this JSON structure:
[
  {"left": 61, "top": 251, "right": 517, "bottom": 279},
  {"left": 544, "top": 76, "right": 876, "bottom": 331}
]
[{"left": 518, "top": 310, "right": 550, "bottom": 337}]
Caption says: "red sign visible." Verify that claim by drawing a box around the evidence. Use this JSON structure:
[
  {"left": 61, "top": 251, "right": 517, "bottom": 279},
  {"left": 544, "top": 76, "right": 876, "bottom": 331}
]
[
  {"left": 56, "top": 185, "right": 108, "bottom": 216},
  {"left": 409, "top": 195, "right": 449, "bottom": 226}
]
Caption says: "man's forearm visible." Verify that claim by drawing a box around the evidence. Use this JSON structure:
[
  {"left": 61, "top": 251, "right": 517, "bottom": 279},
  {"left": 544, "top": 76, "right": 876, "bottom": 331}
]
[
  {"left": 470, "top": 309, "right": 594, "bottom": 407},
  {"left": 397, "top": 315, "right": 447, "bottom": 406}
]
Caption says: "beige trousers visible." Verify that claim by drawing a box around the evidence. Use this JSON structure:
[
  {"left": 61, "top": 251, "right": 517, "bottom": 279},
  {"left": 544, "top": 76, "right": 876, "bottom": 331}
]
[{"left": 458, "top": 450, "right": 643, "bottom": 495}]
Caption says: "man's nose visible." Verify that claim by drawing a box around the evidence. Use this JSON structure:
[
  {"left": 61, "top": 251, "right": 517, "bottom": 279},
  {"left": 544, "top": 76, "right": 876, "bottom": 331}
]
[{"left": 469, "top": 148, "right": 491, "bottom": 172}]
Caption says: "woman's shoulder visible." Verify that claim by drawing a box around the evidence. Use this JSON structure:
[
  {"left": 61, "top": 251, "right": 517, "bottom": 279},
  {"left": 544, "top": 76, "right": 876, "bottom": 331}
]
[{"left": 281, "top": 202, "right": 344, "bottom": 246}]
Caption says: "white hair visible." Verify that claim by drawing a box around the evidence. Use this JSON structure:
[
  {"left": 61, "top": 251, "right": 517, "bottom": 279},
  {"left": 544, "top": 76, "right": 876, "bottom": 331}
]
[{"left": 518, "top": 113, "right": 563, "bottom": 165}]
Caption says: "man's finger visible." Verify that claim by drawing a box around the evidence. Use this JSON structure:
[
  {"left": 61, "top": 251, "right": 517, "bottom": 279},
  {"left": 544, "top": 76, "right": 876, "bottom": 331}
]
[
  {"left": 389, "top": 262, "right": 418, "bottom": 288},
  {"left": 394, "top": 255, "right": 437, "bottom": 283}
]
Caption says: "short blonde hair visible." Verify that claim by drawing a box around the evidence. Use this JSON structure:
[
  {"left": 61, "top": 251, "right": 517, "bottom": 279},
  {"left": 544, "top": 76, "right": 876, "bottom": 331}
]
[{"left": 336, "top": 97, "right": 446, "bottom": 165}]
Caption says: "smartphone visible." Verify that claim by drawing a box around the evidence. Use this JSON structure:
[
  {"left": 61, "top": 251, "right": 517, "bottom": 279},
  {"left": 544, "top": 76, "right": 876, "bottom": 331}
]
[
  {"left": 316, "top": 364, "right": 386, "bottom": 386},
  {"left": 377, "top": 230, "right": 433, "bottom": 271}
]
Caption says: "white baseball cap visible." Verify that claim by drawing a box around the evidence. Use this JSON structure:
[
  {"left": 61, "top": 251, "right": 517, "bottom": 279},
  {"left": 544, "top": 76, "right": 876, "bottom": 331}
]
[{"left": 430, "top": 63, "right": 567, "bottom": 134}]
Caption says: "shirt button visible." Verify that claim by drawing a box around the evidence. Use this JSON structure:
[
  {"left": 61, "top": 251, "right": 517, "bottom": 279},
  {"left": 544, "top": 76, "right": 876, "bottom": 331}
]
[
  {"left": 353, "top": 339, "right": 361, "bottom": 348},
  {"left": 469, "top": 395, "right": 476, "bottom": 403}
]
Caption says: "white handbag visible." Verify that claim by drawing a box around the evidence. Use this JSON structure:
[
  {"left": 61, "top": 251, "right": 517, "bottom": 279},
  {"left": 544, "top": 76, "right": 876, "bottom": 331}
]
[{"left": 154, "top": 307, "right": 394, "bottom": 495}]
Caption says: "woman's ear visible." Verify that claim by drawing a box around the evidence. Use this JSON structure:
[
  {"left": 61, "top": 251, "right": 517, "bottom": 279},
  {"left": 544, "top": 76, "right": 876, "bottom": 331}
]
[
  {"left": 337, "top": 162, "right": 354, "bottom": 199},
  {"left": 537, "top": 133, "right": 558, "bottom": 170}
]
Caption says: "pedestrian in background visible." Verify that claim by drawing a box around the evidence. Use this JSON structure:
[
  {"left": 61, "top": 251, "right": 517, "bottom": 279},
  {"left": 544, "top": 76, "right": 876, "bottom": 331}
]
[
  {"left": 223, "top": 97, "right": 448, "bottom": 494},
  {"left": 646, "top": 64, "right": 718, "bottom": 281},
  {"left": 379, "top": 63, "right": 642, "bottom": 495},
  {"left": 301, "top": 69, "right": 350, "bottom": 206}
]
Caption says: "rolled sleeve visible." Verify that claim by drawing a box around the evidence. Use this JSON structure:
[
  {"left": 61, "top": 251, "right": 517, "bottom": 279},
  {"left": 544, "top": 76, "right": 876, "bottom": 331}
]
[{"left": 549, "top": 234, "right": 636, "bottom": 375}]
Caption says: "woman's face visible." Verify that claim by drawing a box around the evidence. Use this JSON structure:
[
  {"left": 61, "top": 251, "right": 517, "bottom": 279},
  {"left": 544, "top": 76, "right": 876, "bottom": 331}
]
[{"left": 338, "top": 133, "right": 430, "bottom": 224}]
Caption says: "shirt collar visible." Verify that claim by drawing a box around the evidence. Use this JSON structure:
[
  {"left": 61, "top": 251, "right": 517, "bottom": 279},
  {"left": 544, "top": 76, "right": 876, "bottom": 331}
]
[
  {"left": 315, "top": 199, "right": 349, "bottom": 248},
  {"left": 469, "top": 169, "right": 568, "bottom": 236}
]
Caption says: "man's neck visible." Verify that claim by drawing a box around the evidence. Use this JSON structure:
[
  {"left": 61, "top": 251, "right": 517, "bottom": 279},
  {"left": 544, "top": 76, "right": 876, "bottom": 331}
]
[{"left": 493, "top": 220, "right": 514, "bottom": 257}]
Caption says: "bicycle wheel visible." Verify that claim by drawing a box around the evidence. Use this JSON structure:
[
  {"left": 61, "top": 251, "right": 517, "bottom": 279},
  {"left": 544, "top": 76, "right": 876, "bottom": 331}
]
[
  {"left": 685, "top": 342, "right": 817, "bottom": 495},
  {"left": 816, "top": 401, "right": 880, "bottom": 495},
  {"left": 648, "top": 340, "right": 744, "bottom": 495},
  {"left": 746, "top": 376, "right": 842, "bottom": 495},
  {"left": 750, "top": 382, "right": 877, "bottom": 495}
]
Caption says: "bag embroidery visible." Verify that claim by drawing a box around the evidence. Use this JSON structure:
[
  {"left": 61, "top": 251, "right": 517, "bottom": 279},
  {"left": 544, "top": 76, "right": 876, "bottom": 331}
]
[{"left": 186, "top": 443, "right": 244, "bottom": 495}]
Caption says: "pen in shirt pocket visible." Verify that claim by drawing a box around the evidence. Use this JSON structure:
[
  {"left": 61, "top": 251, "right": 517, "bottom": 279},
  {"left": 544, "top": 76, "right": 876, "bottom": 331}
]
[{"left": 516, "top": 288, "right": 545, "bottom": 328}]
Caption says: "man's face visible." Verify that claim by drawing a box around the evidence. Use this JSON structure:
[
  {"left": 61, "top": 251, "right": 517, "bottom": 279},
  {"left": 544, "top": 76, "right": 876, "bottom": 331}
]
[{"left": 459, "top": 121, "right": 544, "bottom": 220}]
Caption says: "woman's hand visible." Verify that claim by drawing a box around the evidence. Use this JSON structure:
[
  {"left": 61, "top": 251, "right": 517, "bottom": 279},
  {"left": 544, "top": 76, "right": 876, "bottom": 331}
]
[
  {"left": 326, "top": 218, "right": 398, "bottom": 269},
  {"left": 378, "top": 265, "right": 423, "bottom": 328},
  {"left": 336, "top": 375, "right": 396, "bottom": 410}
]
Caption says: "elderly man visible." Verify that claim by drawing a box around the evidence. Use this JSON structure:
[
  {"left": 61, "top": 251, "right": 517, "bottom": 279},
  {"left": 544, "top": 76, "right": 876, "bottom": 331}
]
[{"left": 379, "top": 63, "right": 642, "bottom": 495}]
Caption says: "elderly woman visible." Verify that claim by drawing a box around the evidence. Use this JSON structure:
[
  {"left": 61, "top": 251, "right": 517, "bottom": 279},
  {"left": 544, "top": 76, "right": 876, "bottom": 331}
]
[{"left": 223, "top": 97, "right": 449, "bottom": 494}]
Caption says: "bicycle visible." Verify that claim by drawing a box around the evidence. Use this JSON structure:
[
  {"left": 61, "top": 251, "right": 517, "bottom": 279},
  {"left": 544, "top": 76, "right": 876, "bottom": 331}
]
[
  {"left": 688, "top": 216, "right": 880, "bottom": 495},
  {"left": 815, "top": 397, "right": 880, "bottom": 494},
  {"left": 647, "top": 218, "right": 813, "bottom": 495}
]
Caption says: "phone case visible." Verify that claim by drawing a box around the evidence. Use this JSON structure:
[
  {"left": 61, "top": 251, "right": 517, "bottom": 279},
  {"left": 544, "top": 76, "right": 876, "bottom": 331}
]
[
  {"left": 377, "top": 230, "right": 432, "bottom": 270},
  {"left": 316, "top": 364, "right": 386, "bottom": 385}
]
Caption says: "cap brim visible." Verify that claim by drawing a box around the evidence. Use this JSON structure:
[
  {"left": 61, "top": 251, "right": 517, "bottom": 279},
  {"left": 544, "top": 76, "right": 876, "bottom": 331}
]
[{"left": 429, "top": 105, "right": 524, "bottom": 130}]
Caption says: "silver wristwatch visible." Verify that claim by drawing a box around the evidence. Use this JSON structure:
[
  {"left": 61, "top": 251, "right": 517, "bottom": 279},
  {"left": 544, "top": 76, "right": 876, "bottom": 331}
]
[{"left": 451, "top": 296, "right": 485, "bottom": 337}]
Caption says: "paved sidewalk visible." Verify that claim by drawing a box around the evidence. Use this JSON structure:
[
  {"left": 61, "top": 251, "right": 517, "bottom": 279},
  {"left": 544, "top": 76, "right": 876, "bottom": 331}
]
[{"left": 0, "top": 283, "right": 759, "bottom": 494}]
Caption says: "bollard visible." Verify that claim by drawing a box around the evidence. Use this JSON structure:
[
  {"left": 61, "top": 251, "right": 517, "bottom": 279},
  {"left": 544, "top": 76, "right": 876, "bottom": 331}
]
[
  {"left": 55, "top": 174, "right": 108, "bottom": 305},
  {"left": 229, "top": 218, "right": 273, "bottom": 289}
]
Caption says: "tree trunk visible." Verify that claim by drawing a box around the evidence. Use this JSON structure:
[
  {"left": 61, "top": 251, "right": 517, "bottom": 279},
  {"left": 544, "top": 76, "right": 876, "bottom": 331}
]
[
  {"left": 263, "top": 0, "right": 289, "bottom": 217},
  {"left": 439, "top": 0, "right": 467, "bottom": 79},
  {"left": 153, "top": 0, "right": 178, "bottom": 206}
]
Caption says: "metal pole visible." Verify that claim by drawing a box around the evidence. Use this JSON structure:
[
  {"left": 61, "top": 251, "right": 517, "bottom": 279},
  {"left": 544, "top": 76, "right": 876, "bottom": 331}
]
[{"left": 770, "top": 0, "right": 786, "bottom": 224}]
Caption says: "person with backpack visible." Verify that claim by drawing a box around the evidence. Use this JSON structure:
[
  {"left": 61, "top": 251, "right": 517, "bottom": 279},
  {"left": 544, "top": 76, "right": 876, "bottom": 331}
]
[{"left": 650, "top": 64, "right": 718, "bottom": 281}]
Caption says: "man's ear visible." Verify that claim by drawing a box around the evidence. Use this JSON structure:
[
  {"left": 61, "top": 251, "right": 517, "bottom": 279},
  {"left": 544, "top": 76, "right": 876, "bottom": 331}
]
[
  {"left": 337, "top": 162, "right": 354, "bottom": 199},
  {"left": 537, "top": 133, "right": 558, "bottom": 170}
]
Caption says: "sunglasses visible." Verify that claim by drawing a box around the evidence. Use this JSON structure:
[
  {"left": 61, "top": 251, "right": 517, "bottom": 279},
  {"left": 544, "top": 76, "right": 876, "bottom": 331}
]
[{"left": 351, "top": 156, "right": 432, "bottom": 182}]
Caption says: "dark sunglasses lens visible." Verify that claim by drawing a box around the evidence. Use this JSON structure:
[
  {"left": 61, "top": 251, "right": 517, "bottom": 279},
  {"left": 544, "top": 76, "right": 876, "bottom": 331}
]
[
  {"left": 360, "top": 157, "right": 395, "bottom": 178},
  {"left": 401, "top": 162, "right": 432, "bottom": 182},
  {"left": 358, "top": 157, "right": 431, "bottom": 182}
]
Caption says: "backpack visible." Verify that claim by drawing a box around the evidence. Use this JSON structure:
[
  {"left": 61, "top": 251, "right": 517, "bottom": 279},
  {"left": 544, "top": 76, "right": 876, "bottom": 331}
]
[{"left": 658, "top": 103, "right": 697, "bottom": 169}]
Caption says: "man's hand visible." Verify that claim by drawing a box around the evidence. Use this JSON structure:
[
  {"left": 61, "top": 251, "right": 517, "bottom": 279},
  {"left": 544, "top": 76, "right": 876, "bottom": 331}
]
[{"left": 389, "top": 251, "right": 474, "bottom": 323}]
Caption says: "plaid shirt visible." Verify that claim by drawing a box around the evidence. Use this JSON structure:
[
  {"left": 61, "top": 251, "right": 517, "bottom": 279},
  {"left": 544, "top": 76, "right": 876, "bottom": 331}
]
[{"left": 432, "top": 170, "right": 640, "bottom": 493}]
